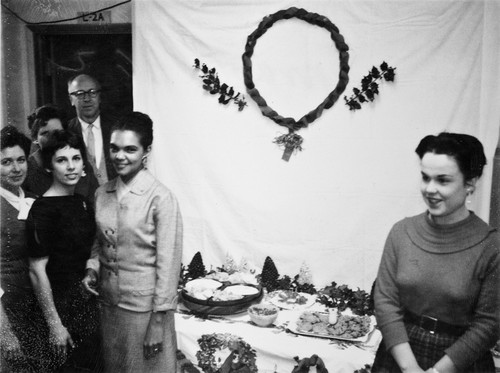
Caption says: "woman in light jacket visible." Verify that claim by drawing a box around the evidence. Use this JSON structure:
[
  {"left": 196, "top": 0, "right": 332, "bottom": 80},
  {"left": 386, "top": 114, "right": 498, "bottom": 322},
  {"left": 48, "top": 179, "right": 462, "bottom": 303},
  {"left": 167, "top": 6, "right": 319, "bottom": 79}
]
[{"left": 83, "top": 111, "right": 183, "bottom": 373}]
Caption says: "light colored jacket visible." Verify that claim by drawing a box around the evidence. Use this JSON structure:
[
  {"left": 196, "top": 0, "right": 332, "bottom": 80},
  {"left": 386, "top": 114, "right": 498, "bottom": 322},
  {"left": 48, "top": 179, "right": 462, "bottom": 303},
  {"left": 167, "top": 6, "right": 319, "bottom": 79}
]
[{"left": 87, "top": 169, "right": 183, "bottom": 312}]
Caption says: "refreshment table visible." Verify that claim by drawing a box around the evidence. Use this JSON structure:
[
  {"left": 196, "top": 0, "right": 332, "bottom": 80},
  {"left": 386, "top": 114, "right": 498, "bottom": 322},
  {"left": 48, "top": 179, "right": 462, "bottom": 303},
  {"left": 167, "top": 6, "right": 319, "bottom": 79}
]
[{"left": 175, "top": 303, "right": 380, "bottom": 373}]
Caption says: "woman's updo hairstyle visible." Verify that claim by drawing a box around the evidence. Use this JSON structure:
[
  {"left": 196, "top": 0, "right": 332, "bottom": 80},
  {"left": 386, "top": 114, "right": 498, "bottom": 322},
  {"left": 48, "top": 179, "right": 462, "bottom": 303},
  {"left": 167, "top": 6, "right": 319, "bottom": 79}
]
[
  {"left": 41, "top": 129, "right": 87, "bottom": 170},
  {"left": 27, "top": 104, "right": 65, "bottom": 141},
  {"left": 415, "top": 132, "right": 486, "bottom": 181},
  {"left": 1, "top": 125, "right": 31, "bottom": 156},
  {"left": 112, "top": 111, "right": 153, "bottom": 149}
]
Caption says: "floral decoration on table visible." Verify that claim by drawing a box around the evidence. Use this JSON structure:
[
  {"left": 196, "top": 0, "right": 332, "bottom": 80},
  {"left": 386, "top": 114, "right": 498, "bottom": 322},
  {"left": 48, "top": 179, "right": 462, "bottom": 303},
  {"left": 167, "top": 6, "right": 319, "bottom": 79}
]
[
  {"left": 196, "top": 333, "right": 258, "bottom": 373},
  {"left": 344, "top": 62, "right": 396, "bottom": 111},
  {"left": 242, "top": 7, "right": 350, "bottom": 161},
  {"left": 177, "top": 350, "right": 201, "bottom": 373},
  {"left": 193, "top": 59, "right": 248, "bottom": 111},
  {"left": 292, "top": 354, "right": 328, "bottom": 373},
  {"left": 316, "top": 281, "right": 374, "bottom": 316}
]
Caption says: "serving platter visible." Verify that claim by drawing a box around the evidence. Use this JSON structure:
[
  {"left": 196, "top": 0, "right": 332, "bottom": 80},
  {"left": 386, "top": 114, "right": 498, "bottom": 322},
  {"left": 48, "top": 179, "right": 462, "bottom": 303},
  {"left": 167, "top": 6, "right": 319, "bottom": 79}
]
[
  {"left": 267, "top": 290, "right": 316, "bottom": 310},
  {"left": 180, "top": 283, "right": 263, "bottom": 315},
  {"left": 287, "top": 312, "right": 375, "bottom": 343}
]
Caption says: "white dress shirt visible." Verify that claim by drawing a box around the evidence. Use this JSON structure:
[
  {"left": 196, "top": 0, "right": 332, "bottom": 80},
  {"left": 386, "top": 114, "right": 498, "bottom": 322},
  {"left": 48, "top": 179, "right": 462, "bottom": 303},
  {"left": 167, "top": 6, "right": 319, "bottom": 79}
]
[{"left": 79, "top": 116, "right": 103, "bottom": 168}]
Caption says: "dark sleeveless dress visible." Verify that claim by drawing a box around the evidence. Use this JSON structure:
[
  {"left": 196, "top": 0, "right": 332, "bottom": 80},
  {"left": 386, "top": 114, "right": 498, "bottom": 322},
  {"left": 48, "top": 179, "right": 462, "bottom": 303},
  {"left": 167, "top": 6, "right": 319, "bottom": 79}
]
[{"left": 26, "top": 194, "right": 103, "bottom": 372}]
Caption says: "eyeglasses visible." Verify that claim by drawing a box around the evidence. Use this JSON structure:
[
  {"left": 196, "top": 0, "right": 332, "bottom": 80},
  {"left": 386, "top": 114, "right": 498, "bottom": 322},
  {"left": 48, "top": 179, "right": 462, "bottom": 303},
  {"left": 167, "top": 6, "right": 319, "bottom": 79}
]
[{"left": 69, "top": 89, "right": 101, "bottom": 100}]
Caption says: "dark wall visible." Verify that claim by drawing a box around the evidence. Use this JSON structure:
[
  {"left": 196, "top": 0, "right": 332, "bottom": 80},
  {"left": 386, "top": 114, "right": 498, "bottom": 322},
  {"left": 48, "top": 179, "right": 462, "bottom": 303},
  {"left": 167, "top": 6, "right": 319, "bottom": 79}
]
[{"left": 29, "top": 24, "right": 132, "bottom": 122}]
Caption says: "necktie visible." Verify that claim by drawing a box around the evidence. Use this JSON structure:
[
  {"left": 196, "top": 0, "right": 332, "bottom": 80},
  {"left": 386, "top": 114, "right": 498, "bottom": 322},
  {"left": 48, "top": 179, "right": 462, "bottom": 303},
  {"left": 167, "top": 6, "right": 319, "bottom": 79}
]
[{"left": 87, "top": 124, "right": 96, "bottom": 167}]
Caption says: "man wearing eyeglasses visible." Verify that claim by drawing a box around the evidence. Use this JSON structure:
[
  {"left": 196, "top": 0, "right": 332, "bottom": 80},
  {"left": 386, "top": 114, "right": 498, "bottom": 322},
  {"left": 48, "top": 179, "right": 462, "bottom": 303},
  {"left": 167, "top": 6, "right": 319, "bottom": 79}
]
[{"left": 67, "top": 74, "right": 117, "bottom": 185}]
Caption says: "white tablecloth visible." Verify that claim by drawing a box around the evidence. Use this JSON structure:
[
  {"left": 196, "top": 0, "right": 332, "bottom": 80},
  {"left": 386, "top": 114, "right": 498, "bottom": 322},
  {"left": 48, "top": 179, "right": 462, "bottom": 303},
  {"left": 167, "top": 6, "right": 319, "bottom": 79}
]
[{"left": 175, "top": 304, "right": 380, "bottom": 373}]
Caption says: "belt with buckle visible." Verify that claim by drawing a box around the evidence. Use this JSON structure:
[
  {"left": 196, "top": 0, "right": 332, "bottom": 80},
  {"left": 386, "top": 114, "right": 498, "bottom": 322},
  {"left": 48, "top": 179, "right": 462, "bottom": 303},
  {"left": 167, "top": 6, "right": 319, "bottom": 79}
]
[{"left": 404, "top": 310, "right": 467, "bottom": 336}]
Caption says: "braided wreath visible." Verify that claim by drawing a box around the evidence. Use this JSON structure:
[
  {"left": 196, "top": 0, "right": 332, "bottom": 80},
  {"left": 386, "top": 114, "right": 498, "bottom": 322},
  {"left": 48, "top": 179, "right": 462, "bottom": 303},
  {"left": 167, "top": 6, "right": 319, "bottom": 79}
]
[{"left": 242, "top": 7, "right": 350, "bottom": 159}]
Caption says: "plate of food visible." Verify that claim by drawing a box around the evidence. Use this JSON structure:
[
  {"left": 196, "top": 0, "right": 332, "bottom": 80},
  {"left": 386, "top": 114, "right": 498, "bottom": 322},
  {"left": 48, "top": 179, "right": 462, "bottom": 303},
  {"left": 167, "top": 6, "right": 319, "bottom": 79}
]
[
  {"left": 267, "top": 290, "right": 316, "bottom": 310},
  {"left": 288, "top": 310, "right": 374, "bottom": 343}
]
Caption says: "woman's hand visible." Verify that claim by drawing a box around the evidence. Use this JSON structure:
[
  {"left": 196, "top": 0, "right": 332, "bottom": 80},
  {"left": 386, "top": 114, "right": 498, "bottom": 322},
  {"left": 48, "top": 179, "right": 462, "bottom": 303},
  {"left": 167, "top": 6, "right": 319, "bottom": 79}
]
[
  {"left": 81, "top": 268, "right": 99, "bottom": 296},
  {"left": 143, "top": 311, "right": 168, "bottom": 359},
  {"left": 49, "top": 323, "right": 74, "bottom": 357}
]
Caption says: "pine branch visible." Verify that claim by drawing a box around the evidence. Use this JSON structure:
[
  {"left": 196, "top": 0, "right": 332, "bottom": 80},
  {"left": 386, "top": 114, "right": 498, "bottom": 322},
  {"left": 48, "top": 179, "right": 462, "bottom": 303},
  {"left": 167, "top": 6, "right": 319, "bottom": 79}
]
[
  {"left": 193, "top": 58, "right": 247, "bottom": 111},
  {"left": 344, "top": 61, "right": 396, "bottom": 111}
]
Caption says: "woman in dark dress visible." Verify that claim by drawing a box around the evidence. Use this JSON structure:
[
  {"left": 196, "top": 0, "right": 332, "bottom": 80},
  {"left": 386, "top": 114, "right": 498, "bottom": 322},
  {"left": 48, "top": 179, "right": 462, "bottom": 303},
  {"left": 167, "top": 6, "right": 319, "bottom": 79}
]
[
  {"left": 26, "top": 130, "right": 102, "bottom": 372},
  {"left": 0, "top": 126, "right": 45, "bottom": 372}
]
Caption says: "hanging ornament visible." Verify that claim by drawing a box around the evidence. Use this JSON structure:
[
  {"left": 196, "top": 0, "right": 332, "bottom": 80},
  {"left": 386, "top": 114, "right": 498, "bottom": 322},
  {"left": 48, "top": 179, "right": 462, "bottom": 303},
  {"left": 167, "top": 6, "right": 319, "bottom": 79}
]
[{"left": 242, "top": 7, "right": 350, "bottom": 161}]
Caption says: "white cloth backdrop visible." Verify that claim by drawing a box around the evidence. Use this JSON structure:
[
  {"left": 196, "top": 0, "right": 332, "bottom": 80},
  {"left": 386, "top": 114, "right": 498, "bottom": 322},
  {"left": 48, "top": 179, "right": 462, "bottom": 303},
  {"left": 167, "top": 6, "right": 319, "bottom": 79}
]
[{"left": 132, "top": 0, "right": 500, "bottom": 291}]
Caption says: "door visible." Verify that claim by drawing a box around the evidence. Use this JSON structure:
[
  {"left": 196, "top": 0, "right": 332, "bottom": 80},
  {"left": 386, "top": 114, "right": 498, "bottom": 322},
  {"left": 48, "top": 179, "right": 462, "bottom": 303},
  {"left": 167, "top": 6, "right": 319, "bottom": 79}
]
[{"left": 28, "top": 24, "right": 132, "bottom": 121}]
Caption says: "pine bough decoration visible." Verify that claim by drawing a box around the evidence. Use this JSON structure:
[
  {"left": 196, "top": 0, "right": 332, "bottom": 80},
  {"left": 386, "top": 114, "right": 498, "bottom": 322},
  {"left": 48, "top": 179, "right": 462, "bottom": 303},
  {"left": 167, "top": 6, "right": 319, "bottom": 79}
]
[
  {"left": 193, "top": 58, "right": 247, "bottom": 111},
  {"left": 186, "top": 251, "right": 206, "bottom": 280},
  {"left": 259, "top": 257, "right": 317, "bottom": 294},
  {"left": 344, "top": 61, "right": 396, "bottom": 111},
  {"left": 260, "top": 256, "right": 280, "bottom": 292}
]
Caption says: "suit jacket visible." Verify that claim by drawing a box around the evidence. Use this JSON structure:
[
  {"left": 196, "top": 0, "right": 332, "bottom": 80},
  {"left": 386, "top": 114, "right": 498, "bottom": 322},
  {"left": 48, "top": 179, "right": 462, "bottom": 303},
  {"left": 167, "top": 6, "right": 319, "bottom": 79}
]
[
  {"left": 67, "top": 113, "right": 117, "bottom": 182},
  {"left": 86, "top": 169, "right": 183, "bottom": 312}
]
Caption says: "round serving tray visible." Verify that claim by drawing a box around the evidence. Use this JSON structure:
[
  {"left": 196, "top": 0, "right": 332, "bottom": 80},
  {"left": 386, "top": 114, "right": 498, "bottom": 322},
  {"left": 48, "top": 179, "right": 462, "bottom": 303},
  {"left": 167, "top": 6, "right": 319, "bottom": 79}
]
[{"left": 180, "top": 283, "right": 263, "bottom": 315}]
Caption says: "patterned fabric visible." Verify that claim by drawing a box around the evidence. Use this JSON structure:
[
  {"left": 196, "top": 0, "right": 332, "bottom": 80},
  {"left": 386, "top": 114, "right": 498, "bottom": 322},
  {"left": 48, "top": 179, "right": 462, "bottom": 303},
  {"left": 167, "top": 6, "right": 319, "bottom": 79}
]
[
  {"left": 26, "top": 194, "right": 102, "bottom": 372},
  {"left": 372, "top": 322, "right": 495, "bottom": 372},
  {"left": 0, "top": 194, "right": 50, "bottom": 372}
]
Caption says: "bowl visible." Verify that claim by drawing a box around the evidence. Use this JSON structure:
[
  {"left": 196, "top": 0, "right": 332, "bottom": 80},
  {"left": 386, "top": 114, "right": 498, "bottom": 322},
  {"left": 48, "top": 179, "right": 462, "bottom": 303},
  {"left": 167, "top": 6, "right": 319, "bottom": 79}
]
[
  {"left": 247, "top": 304, "right": 279, "bottom": 327},
  {"left": 180, "top": 283, "right": 263, "bottom": 315}
]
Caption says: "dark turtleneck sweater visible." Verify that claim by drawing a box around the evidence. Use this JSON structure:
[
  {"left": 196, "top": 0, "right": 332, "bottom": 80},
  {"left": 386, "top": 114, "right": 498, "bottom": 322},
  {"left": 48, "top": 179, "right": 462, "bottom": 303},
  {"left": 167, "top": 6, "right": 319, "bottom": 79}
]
[{"left": 374, "top": 212, "right": 499, "bottom": 370}]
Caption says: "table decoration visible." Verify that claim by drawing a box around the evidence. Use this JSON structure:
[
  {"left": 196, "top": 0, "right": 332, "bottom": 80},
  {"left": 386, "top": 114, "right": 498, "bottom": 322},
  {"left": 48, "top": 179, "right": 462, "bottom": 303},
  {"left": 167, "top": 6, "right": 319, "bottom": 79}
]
[
  {"left": 316, "top": 281, "right": 374, "bottom": 316},
  {"left": 259, "top": 256, "right": 317, "bottom": 294},
  {"left": 292, "top": 354, "right": 328, "bottom": 373},
  {"left": 242, "top": 7, "right": 350, "bottom": 161},
  {"left": 196, "top": 333, "right": 258, "bottom": 373}
]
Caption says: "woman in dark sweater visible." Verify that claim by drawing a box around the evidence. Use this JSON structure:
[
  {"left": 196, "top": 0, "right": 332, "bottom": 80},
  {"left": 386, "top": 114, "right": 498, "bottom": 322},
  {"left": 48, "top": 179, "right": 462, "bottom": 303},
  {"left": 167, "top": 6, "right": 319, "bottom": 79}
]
[{"left": 372, "top": 132, "right": 499, "bottom": 373}]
